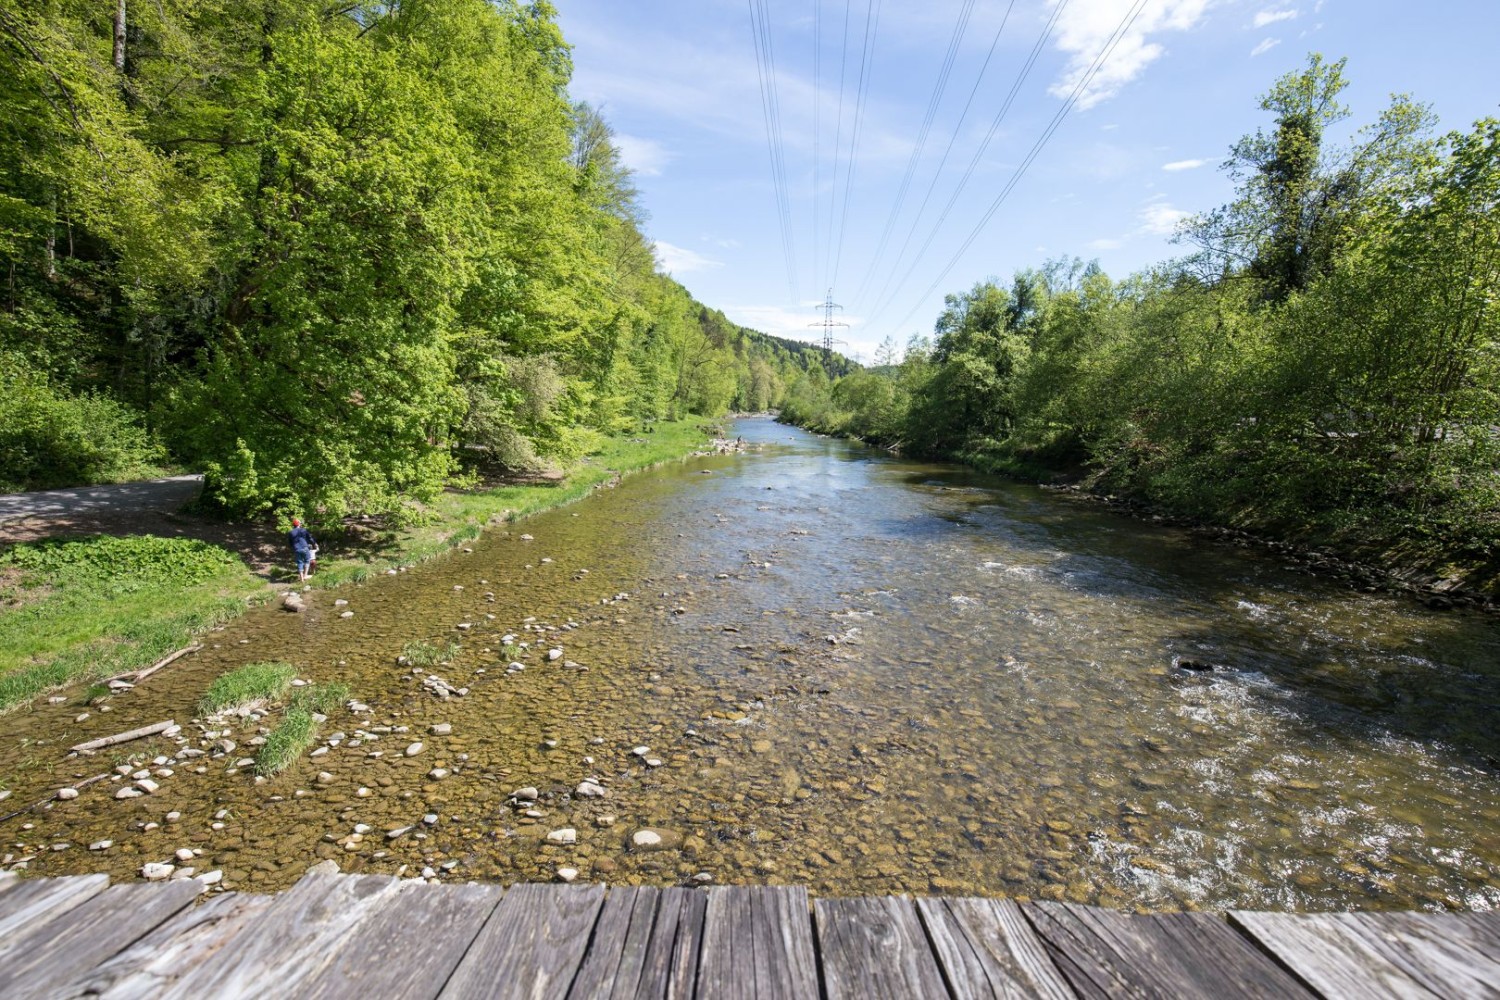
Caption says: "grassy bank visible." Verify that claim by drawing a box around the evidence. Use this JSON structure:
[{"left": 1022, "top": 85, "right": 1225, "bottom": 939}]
[{"left": 0, "top": 419, "right": 715, "bottom": 711}]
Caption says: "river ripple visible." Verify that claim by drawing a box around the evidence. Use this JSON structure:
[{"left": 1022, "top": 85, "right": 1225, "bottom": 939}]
[{"left": 7, "top": 417, "right": 1498, "bottom": 911}]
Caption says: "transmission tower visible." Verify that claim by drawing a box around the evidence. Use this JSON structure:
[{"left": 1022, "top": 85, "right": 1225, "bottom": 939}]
[{"left": 809, "top": 288, "right": 849, "bottom": 359}]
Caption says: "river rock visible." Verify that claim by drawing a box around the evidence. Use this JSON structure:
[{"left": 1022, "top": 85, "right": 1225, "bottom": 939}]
[
  {"left": 430, "top": 723, "right": 452, "bottom": 736},
  {"left": 405, "top": 742, "right": 424, "bottom": 757},
  {"left": 547, "top": 828, "right": 578, "bottom": 845},
  {"left": 628, "top": 828, "right": 682, "bottom": 852},
  {"left": 556, "top": 867, "right": 579, "bottom": 883},
  {"left": 512, "top": 787, "right": 539, "bottom": 801},
  {"left": 116, "top": 787, "right": 143, "bottom": 800},
  {"left": 141, "top": 863, "right": 174, "bottom": 881},
  {"left": 428, "top": 768, "right": 450, "bottom": 780},
  {"left": 89, "top": 840, "right": 112, "bottom": 851},
  {"left": 575, "top": 780, "right": 607, "bottom": 799},
  {"left": 548, "top": 648, "right": 563, "bottom": 661},
  {"left": 175, "top": 848, "right": 195, "bottom": 862},
  {"left": 56, "top": 788, "right": 78, "bottom": 801},
  {"left": 196, "top": 870, "right": 223, "bottom": 885}
]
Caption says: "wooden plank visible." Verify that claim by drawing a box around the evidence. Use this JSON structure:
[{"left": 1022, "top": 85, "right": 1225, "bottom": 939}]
[
  {"left": 299, "top": 881, "right": 506, "bottom": 1000},
  {"left": 0, "top": 872, "right": 110, "bottom": 938},
  {"left": 815, "top": 895, "right": 949, "bottom": 999},
  {"left": 567, "top": 887, "right": 661, "bottom": 999},
  {"left": 1347, "top": 912, "right": 1500, "bottom": 999},
  {"left": 161, "top": 872, "right": 405, "bottom": 998},
  {"left": 1026, "top": 902, "right": 1313, "bottom": 999},
  {"left": 81, "top": 891, "right": 277, "bottom": 1000},
  {"left": 1231, "top": 911, "right": 1465, "bottom": 999},
  {"left": 0, "top": 880, "right": 202, "bottom": 1000},
  {"left": 635, "top": 887, "right": 707, "bottom": 1000},
  {"left": 698, "top": 885, "right": 819, "bottom": 1000},
  {"left": 916, "top": 896, "right": 1073, "bottom": 999},
  {"left": 439, "top": 882, "right": 606, "bottom": 999}
]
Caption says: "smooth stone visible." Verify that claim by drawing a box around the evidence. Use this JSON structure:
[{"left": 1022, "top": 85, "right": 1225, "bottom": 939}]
[
  {"left": 428, "top": 768, "right": 450, "bottom": 780},
  {"left": 575, "top": 780, "right": 607, "bottom": 798},
  {"left": 556, "top": 868, "right": 579, "bottom": 882},
  {"left": 175, "top": 848, "right": 195, "bottom": 862},
  {"left": 512, "top": 787, "right": 539, "bottom": 801},
  {"left": 430, "top": 724, "right": 452, "bottom": 736},
  {"left": 386, "top": 826, "right": 413, "bottom": 841},
  {"left": 56, "top": 788, "right": 79, "bottom": 801},
  {"left": 116, "top": 787, "right": 143, "bottom": 800},
  {"left": 547, "top": 828, "right": 577, "bottom": 845},
  {"left": 141, "top": 863, "right": 174, "bottom": 881},
  {"left": 405, "top": 743, "right": 424, "bottom": 757}
]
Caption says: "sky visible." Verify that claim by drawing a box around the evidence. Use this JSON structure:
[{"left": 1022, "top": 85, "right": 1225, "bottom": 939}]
[{"left": 555, "top": 0, "right": 1500, "bottom": 361}]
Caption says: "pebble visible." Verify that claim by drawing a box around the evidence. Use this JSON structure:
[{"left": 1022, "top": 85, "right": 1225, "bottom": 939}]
[
  {"left": 548, "top": 648, "right": 563, "bottom": 661},
  {"left": 632, "top": 746, "right": 650, "bottom": 757},
  {"left": 317, "top": 772, "right": 335, "bottom": 784},
  {"left": 116, "top": 787, "right": 143, "bottom": 800},
  {"left": 175, "top": 848, "right": 195, "bottom": 862},
  {"left": 56, "top": 788, "right": 79, "bottom": 801},
  {"left": 547, "top": 828, "right": 578, "bottom": 845},
  {"left": 631, "top": 830, "right": 663, "bottom": 848},
  {"left": 165, "top": 811, "right": 181, "bottom": 823},
  {"left": 575, "top": 780, "right": 607, "bottom": 799},
  {"left": 405, "top": 743, "right": 424, "bottom": 757},
  {"left": 196, "top": 870, "right": 223, "bottom": 885},
  {"left": 512, "top": 787, "right": 539, "bottom": 801},
  {"left": 386, "top": 827, "right": 413, "bottom": 841},
  {"left": 428, "top": 768, "right": 450, "bottom": 780},
  {"left": 556, "top": 868, "right": 579, "bottom": 883},
  {"left": 340, "top": 611, "right": 354, "bottom": 619},
  {"left": 423, "top": 814, "right": 439, "bottom": 826},
  {"left": 334, "top": 599, "right": 348, "bottom": 606},
  {"left": 430, "top": 723, "right": 452, "bottom": 736},
  {"left": 141, "top": 863, "right": 174, "bottom": 881},
  {"left": 89, "top": 840, "right": 112, "bottom": 851}
]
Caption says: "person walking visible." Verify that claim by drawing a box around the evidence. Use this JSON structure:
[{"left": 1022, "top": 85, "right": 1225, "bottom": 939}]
[{"left": 288, "top": 517, "right": 317, "bottom": 583}]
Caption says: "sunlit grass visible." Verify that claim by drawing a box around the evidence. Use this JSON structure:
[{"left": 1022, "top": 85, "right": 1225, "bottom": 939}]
[{"left": 199, "top": 661, "right": 296, "bottom": 715}]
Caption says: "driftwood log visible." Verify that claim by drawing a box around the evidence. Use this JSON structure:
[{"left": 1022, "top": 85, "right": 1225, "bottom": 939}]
[
  {"left": 71, "top": 720, "right": 177, "bottom": 754},
  {"left": 105, "top": 644, "right": 201, "bottom": 686}
]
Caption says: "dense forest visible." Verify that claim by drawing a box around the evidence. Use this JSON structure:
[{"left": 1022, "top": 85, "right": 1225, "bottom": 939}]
[
  {"left": 783, "top": 57, "right": 1499, "bottom": 578},
  {"left": 0, "top": 0, "right": 835, "bottom": 518}
]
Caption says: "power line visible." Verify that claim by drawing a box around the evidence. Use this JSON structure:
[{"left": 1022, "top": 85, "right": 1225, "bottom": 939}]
[
  {"left": 882, "top": 0, "right": 1152, "bottom": 338},
  {"left": 852, "top": 0, "right": 1017, "bottom": 305},
  {"left": 830, "top": 0, "right": 883, "bottom": 290},
  {"left": 866, "top": 0, "right": 1067, "bottom": 322},
  {"left": 824, "top": 0, "right": 854, "bottom": 286},
  {"left": 747, "top": 0, "right": 799, "bottom": 301},
  {"left": 812, "top": 0, "right": 821, "bottom": 303},
  {"left": 851, "top": 0, "right": 979, "bottom": 305}
]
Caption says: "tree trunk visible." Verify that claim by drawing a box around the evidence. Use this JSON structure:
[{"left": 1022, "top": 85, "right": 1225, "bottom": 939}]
[{"left": 113, "top": 0, "right": 126, "bottom": 71}]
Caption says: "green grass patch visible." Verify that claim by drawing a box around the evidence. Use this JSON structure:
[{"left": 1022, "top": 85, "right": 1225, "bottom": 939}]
[
  {"left": 256, "top": 706, "right": 317, "bottom": 776},
  {"left": 199, "top": 661, "right": 296, "bottom": 715},
  {"left": 401, "top": 639, "right": 459, "bottom": 667},
  {"left": 0, "top": 536, "right": 261, "bottom": 711},
  {"left": 291, "top": 681, "right": 350, "bottom": 715}
]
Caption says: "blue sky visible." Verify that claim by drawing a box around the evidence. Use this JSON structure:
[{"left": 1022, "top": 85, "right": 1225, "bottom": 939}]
[{"left": 555, "top": 0, "right": 1499, "bottom": 361}]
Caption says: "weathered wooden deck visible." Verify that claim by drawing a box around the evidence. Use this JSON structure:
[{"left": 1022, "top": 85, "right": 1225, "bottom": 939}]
[{"left": 0, "top": 870, "right": 1494, "bottom": 999}]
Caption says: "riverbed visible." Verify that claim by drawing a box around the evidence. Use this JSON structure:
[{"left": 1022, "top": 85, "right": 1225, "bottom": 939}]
[{"left": 4, "top": 418, "right": 1497, "bottom": 911}]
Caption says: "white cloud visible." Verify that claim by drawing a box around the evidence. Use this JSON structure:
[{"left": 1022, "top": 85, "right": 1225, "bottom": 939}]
[
  {"left": 1250, "top": 37, "right": 1282, "bottom": 56},
  {"left": 1253, "top": 8, "right": 1298, "bottom": 28},
  {"left": 653, "top": 241, "right": 723, "bottom": 275},
  {"left": 613, "top": 134, "right": 670, "bottom": 177},
  {"left": 1162, "top": 158, "right": 1206, "bottom": 171},
  {"left": 1048, "top": 0, "right": 1211, "bottom": 110},
  {"left": 1138, "top": 198, "right": 1191, "bottom": 235},
  {"left": 727, "top": 303, "right": 867, "bottom": 346},
  {"left": 1088, "top": 237, "right": 1125, "bottom": 250}
]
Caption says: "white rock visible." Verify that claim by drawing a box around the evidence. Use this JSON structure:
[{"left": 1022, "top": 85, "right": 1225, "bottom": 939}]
[
  {"left": 575, "top": 780, "right": 607, "bottom": 799},
  {"left": 430, "top": 723, "right": 452, "bottom": 736},
  {"left": 632, "top": 746, "right": 650, "bottom": 757},
  {"left": 116, "top": 787, "right": 143, "bottom": 800},
  {"left": 56, "top": 788, "right": 79, "bottom": 801},
  {"left": 89, "top": 840, "right": 112, "bottom": 851},
  {"left": 631, "top": 830, "right": 663, "bottom": 848},
  {"left": 196, "top": 870, "right": 223, "bottom": 885},
  {"left": 340, "top": 611, "right": 354, "bottom": 619},
  {"left": 334, "top": 599, "right": 349, "bottom": 606},
  {"left": 405, "top": 742, "right": 424, "bottom": 757},
  {"left": 547, "top": 648, "right": 563, "bottom": 661},
  {"left": 546, "top": 828, "right": 577, "bottom": 845},
  {"left": 165, "top": 811, "right": 181, "bottom": 822},
  {"left": 513, "top": 787, "right": 539, "bottom": 801},
  {"left": 175, "top": 848, "right": 195, "bottom": 862},
  {"left": 556, "top": 868, "right": 579, "bottom": 883},
  {"left": 386, "top": 826, "right": 412, "bottom": 841},
  {"left": 422, "top": 813, "right": 439, "bottom": 826},
  {"left": 141, "top": 863, "right": 174, "bottom": 881},
  {"left": 428, "top": 768, "right": 450, "bottom": 780}
]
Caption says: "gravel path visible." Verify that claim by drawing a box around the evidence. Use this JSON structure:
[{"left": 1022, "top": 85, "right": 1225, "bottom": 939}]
[{"left": 0, "top": 475, "right": 204, "bottom": 525}]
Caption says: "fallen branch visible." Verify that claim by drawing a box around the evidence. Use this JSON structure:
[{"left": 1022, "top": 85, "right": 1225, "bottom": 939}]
[
  {"left": 71, "top": 719, "right": 176, "bottom": 754},
  {"left": 0, "top": 771, "right": 110, "bottom": 826},
  {"left": 106, "top": 644, "right": 201, "bottom": 685}
]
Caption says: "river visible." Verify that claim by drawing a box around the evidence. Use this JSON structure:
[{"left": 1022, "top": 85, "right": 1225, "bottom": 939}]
[{"left": 7, "top": 417, "right": 1498, "bottom": 911}]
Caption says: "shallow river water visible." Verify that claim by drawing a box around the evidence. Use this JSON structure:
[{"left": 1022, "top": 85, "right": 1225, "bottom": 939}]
[{"left": 5, "top": 418, "right": 1499, "bottom": 911}]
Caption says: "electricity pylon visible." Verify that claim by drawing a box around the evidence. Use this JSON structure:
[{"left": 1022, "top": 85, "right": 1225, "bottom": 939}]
[{"left": 809, "top": 288, "right": 848, "bottom": 359}]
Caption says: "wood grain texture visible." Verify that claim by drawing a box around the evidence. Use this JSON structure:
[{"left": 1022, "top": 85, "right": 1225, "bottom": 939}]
[
  {"left": 916, "top": 896, "right": 1074, "bottom": 999},
  {"left": 299, "top": 881, "right": 506, "bottom": 1000},
  {"left": 0, "top": 880, "right": 201, "bottom": 1000},
  {"left": 1026, "top": 902, "right": 1313, "bottom": 999},
  {"left": 81, "top": 891, "right": 276, "bottom": 1000},
  {"left": 0, "top": 873, "right": 109, "bottom": 938},
  {"left": 814, "top": 895, "right": 949, "bottom": 1000},
  {"left": 698, "top": 885, "right": 819, "bottom": 1000},
  {"left": 1232, "top": 910, "right": 1475, "bottom": 999},
  {"left": 439, "top": 882, "right": 606, "bottom": 1000},
  {"left": 1346, "top": 912, "right": 1500, "bottom": 999},
  {"left": 161, "top": 872, "right": 405, "bottom": 998},
  {"left": 634, "top": 887, "right": 707, "bottom": 1000},
  {"left": 567, "top": 887, "right": 661, "bottom": 999}
]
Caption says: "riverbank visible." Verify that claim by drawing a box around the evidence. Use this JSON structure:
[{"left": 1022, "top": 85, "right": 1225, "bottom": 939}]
[{"left": 0, "top": 420, "right": 717, "bottom": 713}]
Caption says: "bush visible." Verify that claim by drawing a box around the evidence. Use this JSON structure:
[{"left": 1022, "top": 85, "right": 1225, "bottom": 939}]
[{"left": 0, "top": 356, "right": 165, "bottom": 491}]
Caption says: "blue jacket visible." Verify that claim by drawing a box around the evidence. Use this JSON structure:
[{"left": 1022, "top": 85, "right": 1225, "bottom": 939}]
[{"left": 288, "top": 526, "right": 316, "bottom": 554}]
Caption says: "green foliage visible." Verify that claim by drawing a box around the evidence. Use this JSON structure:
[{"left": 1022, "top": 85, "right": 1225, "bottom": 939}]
[
  {"left": 0, "top": 356, "right": 165, "bottom": 491},
  {"left": 256, "top": 706, "right": 317, "bottom": 775},
  {"left": 199, "top": 661, "right": 296, "bottom": 715},
  {"left": 3, "top": 535, "right": 239, "bottom": 589},
  {"left": 783, "top": 62, "right": 1499, "bottom": 583}
]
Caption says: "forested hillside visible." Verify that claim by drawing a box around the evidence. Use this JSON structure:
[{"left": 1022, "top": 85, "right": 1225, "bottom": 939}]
[
  {"left": 0, "top": 0, "right": 828, "bottom": 516},
  {"left": 784, "top": 57, "right": 1499, "bottom": 583}
]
